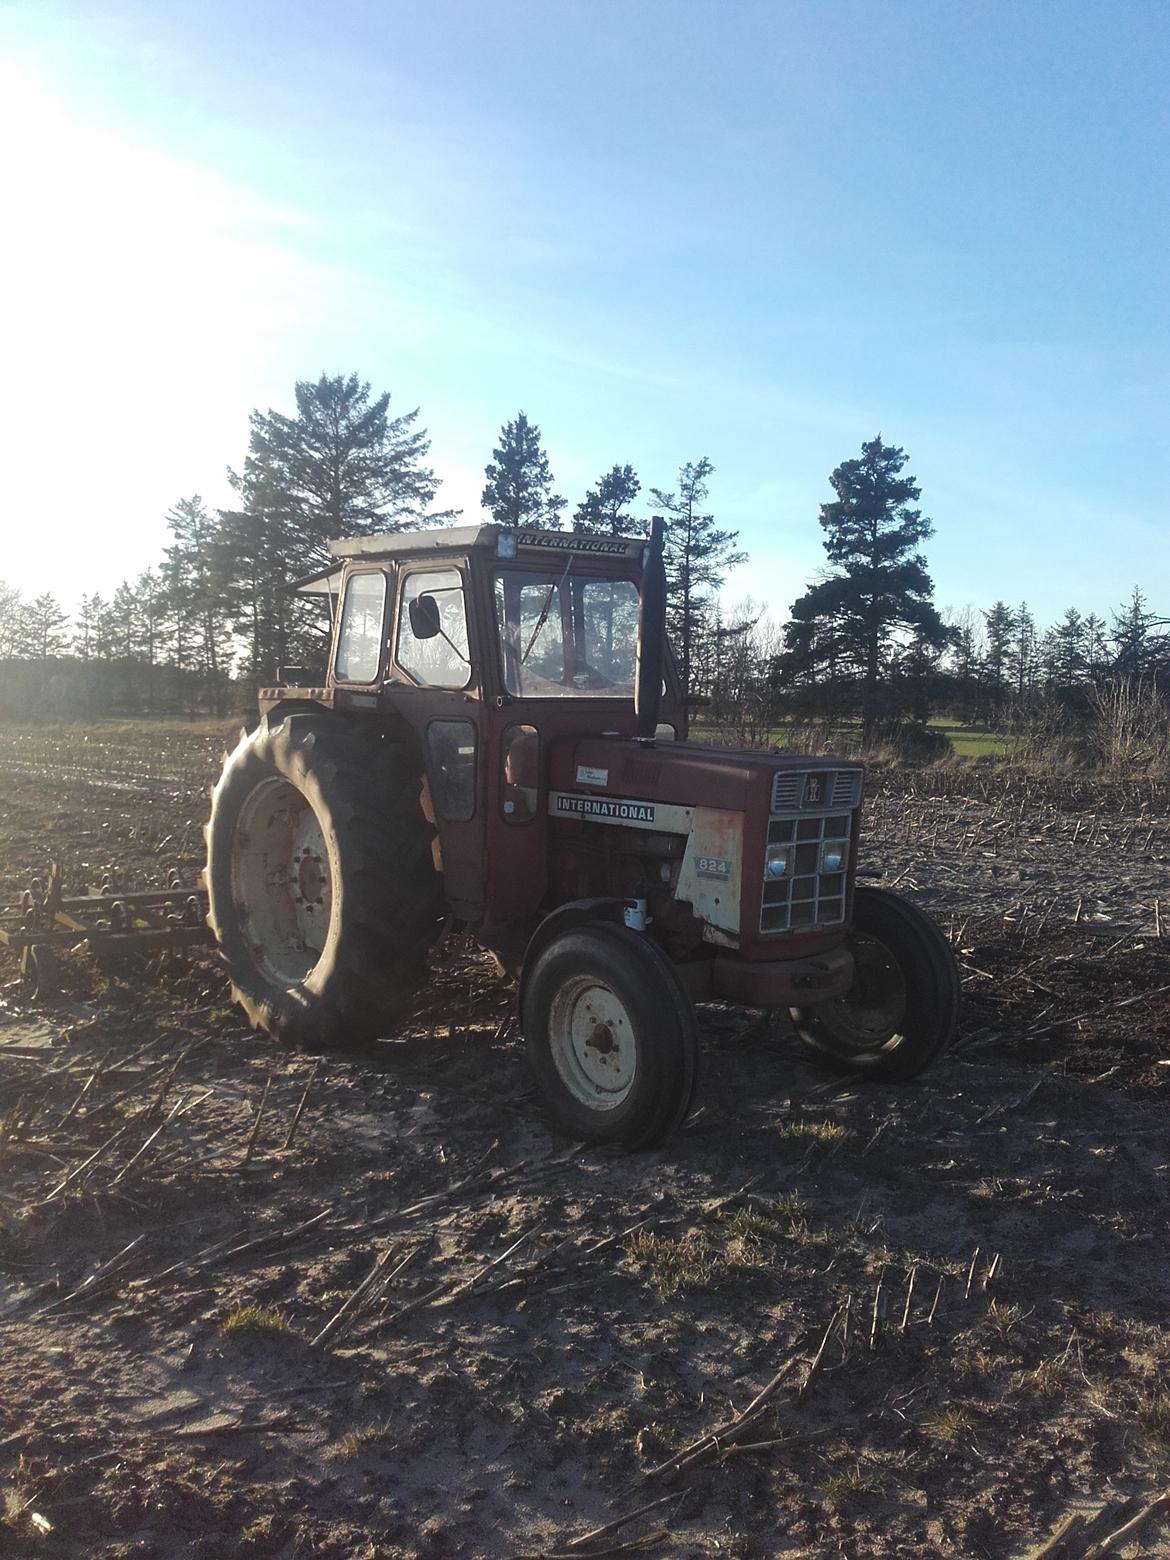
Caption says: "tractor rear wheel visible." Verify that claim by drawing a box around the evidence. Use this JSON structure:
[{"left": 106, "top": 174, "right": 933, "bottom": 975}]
[
  {"left": 206, "top": 715, "right": 442, "bottom": 1050},
  {"left": 521, "top": 922, "right": 697, "bottom": 1148},
  {"left": 788, "top": 886, "right": 959, "bottom": 1079}
]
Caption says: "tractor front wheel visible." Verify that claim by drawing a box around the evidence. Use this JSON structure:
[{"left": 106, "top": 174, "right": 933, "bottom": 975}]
[
  {"left": 789, "top": 886, "right": 959, "bottom": 1079},
  {"left": 522, "top": 923, "right": 697, "bottom": 1149}
]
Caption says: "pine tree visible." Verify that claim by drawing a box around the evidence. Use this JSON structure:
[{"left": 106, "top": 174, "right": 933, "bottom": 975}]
[
  {"left": 0, "top": 582, "right": 23, "bottom": 658},
  {"left": 235, "top": 373, "right": 449, "bottom": 558},
  {"left": 896, "top": 625, "right": 945, "bottom": 724},
  {"left": 983, "top": 601, "right": 1015, "bottom": 699},
  {"left": 1051, "top": 607, "right": 1086, "bottom": 687},
  {"left": 573, "top": 464, "right": 640, "bottom": 534},
  {"left": 1111, "top": 587, "right": 1168, "bottom": 678},
  {"left": 948, "top": 611, "right": 981, "bottom": 682},
  {"left": 93, "top": 596, "right": 116, "bottom": 661},
  {"left": 217, "top": 503, "right": 291, "bottom": 684},
  {"left": 135, "top": 568, "right": 167, "bottom": 710},
  {"left": 482, "top": 412, "right": 566, "bottom": 529},
  {"left": 786, "top": 436, "right": 947, "bottom": 734},
  {"left": 945, "top": 608, "right": 982, "bottom": 722},
  {"left": 1011, "top": 602, "right": 1037, "bottom": 698},
  {"left": 1036, "top": 625, "right": 1060, "bottom": 691},
  {"left": 648, "top": 458, "right": 745, "bottom": 697},
  {"left": 108, "top": 581, "right": 141, "bottom": 661},
  {"left": 163, "top": 496, "right": 232, "bottom": 710},
  {"left": 1083, "top": 612, "right": 1108, "bottom": 680},
  {"left": 223, "top": 375, "right": 448, "bottom": 684},
  {"left": 26, "top": 593, "right": 70, "bottom": 659},
  {"left": 73, "top": 593, "right": 105, "bottom": 661}
]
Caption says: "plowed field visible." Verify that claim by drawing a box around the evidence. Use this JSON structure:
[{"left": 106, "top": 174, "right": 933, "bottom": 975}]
[{"left": 1, "top": 723, "right": 1168, "bottom": 1559}]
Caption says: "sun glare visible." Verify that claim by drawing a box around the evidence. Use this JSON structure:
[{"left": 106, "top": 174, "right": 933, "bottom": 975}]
[{"left": 0, "top": 61, "right": 320, "bottom": 595}]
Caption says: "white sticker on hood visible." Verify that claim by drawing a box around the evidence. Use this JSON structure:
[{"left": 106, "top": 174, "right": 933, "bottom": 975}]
[{"left": 576, "top": 765, "right": 609, "bottom": 787}]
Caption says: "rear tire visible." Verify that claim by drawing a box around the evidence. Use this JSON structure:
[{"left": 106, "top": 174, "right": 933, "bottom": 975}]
[
  {"left": 521, "top": 923, "right": 697, "bottom": 1149},
  {"left": 206, "top": 715, "right": 443, "bottom": 1049},
  {"left": 789, "top": 886, "right": 959, "bottom": 1079}
]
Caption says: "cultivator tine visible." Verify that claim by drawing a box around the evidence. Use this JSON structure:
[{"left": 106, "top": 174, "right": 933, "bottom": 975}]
[{"left": 0, "top": 860, "right": 213, "bottom": 990}]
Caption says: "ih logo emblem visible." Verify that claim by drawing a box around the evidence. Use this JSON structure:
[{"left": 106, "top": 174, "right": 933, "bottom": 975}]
[{"left": 803, "top": 773, "right": 827, "bottom": 806}]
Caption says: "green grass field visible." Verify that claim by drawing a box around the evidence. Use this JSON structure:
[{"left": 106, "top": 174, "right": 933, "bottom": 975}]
[
  {"left": 694, "top": 717, "right": 1012, "bottom": 759},
  {"left": 926, "top": 722, "right": 1013, "bottom": 758}
]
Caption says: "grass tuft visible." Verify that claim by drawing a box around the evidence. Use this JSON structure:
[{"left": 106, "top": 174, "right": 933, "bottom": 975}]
[
  {"left": 221, "top": 1304, "right": 291, "bottom": 1338},
  {"left": 822, "top": 1464, "right": 880, "bottom": 1505},
  {"left": 331, "top": 1421, "right": 395, "bottom": 1460},
  {"left": 3, "top": 1488, "right": 30, "bottom": 1527},
  {"left": 1137, "top": 1391, "right": 1170, "bottom": 1459},
  {"left": 985, "top": 1300, "right": 1026, "bottom": 1340},
  {"left": 777, "top": 1118, "right": 847, "bottom": 1147},
  {"left": 928, "top": 1406, "right": 976, "bottom": 1445},
  {"left": 726, "top": 1208, "right": 786, "bottom": 1244},
  {"left": 626, "top": 1231, "right": 716, "bottom": 1300}
]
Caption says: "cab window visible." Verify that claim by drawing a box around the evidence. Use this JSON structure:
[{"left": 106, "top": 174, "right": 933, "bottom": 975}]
[
  {"left": 396, "top": 568, "right": 471, "bottom": 689},
  {"left": 334, "top": 571, "right": 387, "bottom": 683},
  {"left": 427, "top": 719, "right": 477, "bottom": 820},
  {"left": 501, "top": 723, "right": 539, "bottom": 822},
  {"left": 494, "top": 570, "right": 638, "bottom": 697}
]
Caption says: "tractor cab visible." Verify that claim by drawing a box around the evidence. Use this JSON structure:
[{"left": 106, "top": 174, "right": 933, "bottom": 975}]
[
  {"left": 277, "top": 524, "right": 677, "bottom": 717},
  {"left": 266, "top": 525, "right": 685, "bottom": 927}
]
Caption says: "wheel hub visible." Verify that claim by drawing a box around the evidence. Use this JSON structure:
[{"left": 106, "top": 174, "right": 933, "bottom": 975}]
[
  {"left": 231, "top": 777, "right": 333, "bottom": 988},
  {"left": 548, "top": 976, "right": 637, "bottom": 1109},
  {"left": 586, "top": 1021, "right": 617, "bottom": 1055},
  {"left": 817, "top": 933, "right": 907, "bottom": 1050},
  {"left": 296, "top": 850, "right": 326, "bottom": 907}
]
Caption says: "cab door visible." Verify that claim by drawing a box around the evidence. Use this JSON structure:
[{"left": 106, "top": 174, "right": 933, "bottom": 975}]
[
  {"left": 388, "top": 563, "right": 486, "bottom": 920},
  {"left": 479, "top": 565, "right": 553, "bottom": 924}
]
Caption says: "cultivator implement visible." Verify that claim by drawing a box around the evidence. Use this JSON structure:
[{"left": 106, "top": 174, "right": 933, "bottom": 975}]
[{"left": 0, "top": 863, "right": 211, "bottom": 992}]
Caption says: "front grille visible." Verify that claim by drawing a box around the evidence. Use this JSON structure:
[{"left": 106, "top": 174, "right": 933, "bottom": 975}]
[
  {"left": 761, "top": 768, "right": 861, "bottom": 933},
  {"left": 771, "top": 772, "right": 804, "bottom": 812},
  {"left": 831, "top": 770, "right": 863, "bottom": 809},
  {"left": 760, "top": 808, "right": 858, "bottom": 935},
  {"left": 770, "top": 766, "right": 862, "bottom": 814}
]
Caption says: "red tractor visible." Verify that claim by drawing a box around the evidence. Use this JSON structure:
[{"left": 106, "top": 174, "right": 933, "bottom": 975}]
[{"left": 205, "top": 520, "right": 958, "bottom": 1147}]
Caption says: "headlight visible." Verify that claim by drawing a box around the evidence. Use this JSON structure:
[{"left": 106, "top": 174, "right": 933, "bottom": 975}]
[
  {"left": 765, "top": 845, "right": 791, "bottom": 879},
  {"left": 820, "top": 843, "right": 846, "bottom": 873}
]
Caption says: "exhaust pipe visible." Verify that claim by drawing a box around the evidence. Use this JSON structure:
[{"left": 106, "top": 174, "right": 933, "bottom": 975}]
[{"left": 635, "top": 515, "right": 667, "bottom": 745}]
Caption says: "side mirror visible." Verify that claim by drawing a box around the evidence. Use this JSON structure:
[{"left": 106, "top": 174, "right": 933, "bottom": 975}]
[{"left": 409, "top": 593, "right": 442, "bottom": 640}]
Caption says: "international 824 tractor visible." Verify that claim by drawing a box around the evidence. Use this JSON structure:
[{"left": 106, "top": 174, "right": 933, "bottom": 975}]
[{"left": 205, "top": 519, "right": 959, "bottom": 1148}]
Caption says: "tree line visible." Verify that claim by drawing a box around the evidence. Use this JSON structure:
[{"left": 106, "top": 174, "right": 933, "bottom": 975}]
[{"left": 0, "top": 374, "right": 1165, "bottom": 748}]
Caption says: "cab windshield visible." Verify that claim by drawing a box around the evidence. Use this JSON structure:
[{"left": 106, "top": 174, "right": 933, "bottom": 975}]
[{"left": 495, "top": 569, "right": 639, "bottom": 698}]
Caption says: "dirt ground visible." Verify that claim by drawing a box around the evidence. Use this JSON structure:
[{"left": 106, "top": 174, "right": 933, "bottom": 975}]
[{"left": 1, "top": 723, "right": 1168, "bottom": 1559}]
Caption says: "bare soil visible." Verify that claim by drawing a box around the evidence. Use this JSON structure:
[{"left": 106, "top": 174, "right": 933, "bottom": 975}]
[{"left": 1, "top": 724, "right": 1168, "bottom": 1559}]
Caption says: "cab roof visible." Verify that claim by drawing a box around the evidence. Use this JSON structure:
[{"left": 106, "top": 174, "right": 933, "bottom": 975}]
[
  {"left": 287, "top": 523, "right": 648, "bottom": 597},
  {"left": 328, "top": 523, "right": 646, "bottom": 561}
]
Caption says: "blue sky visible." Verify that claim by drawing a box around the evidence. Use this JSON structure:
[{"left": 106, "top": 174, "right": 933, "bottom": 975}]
[{"left": 1, "top": 0, "right": 1166, "bottom": 629}]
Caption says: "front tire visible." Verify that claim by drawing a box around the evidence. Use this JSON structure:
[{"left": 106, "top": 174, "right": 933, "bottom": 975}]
[
  {"left": 521, "top": 923, "right": 697, "bottom": 1149},
  {"left": 789, "top": 886, "right": 959, "bottom": 1079},
  {"left": 206, "top": 715, "right": 442, "bottom": 1049}
]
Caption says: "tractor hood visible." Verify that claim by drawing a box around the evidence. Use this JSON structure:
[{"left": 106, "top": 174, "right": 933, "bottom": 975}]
[
  {"left": 548, "top": 736, "right": 862, "bottom": 817},
  {"left": 546, "top": 736, "right": 865, "bottom": 963}
]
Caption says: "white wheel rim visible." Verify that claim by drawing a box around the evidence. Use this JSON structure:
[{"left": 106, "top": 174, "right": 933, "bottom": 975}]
[
  {"left": 547, "top": 975, "right": 637, "bottom": 1109},
  {"left": 231, "top": 776, "right": 333, "bottom": 988}
]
